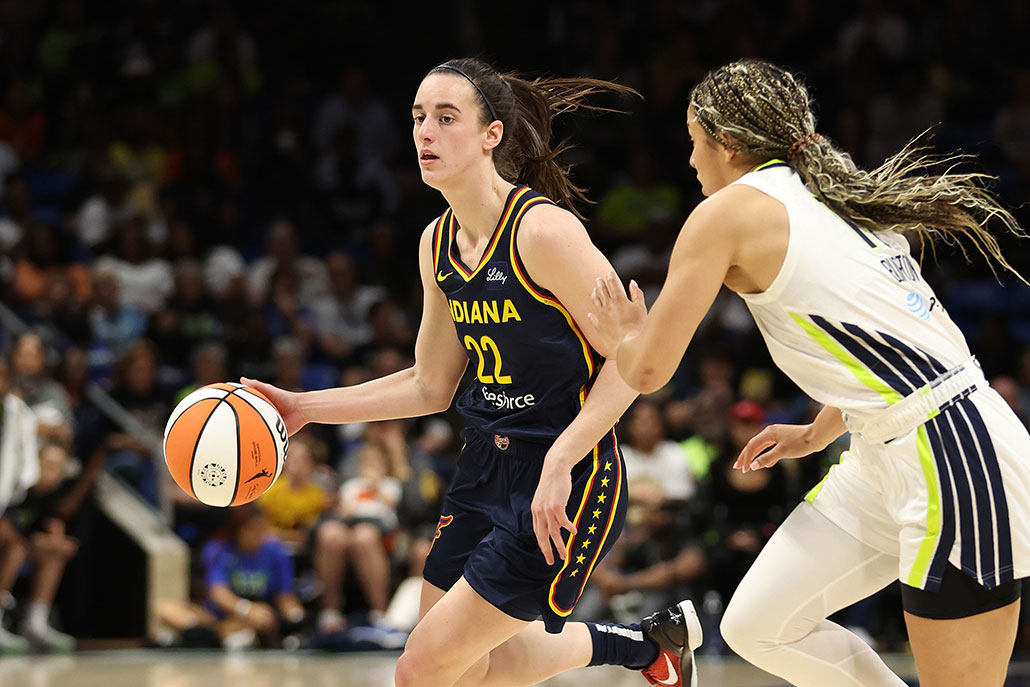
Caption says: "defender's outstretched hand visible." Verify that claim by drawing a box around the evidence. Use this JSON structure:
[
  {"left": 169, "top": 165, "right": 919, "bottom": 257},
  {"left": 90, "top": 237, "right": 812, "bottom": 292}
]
[
  {"left": 733, "top": 422, "right": 817, "bottom": 473},
  {"left": 240, "top": 377, "right": 308, "bottom": 436},
  {"left": 586, "top": 271, "right": 647, "bottom": 356}
]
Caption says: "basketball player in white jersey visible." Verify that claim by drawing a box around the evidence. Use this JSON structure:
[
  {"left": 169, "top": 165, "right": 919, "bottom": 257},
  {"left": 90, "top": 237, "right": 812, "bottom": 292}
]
[{"left": 590, "top": 59, "right": 1029, "bottom": 687}]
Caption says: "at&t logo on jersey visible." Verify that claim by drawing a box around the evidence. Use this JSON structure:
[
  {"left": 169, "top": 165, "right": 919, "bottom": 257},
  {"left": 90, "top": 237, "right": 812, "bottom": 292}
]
[
  {"left": 906, "top": 292, "right": 932, "bottom": 321},
  {"left": 482, "top": 386, "right": 536, "bottom": 410}
]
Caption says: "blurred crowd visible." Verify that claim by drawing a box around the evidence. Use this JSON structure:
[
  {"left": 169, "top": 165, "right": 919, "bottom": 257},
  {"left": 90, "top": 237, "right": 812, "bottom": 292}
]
[{"left": 0, "top": 0, "right": 1028, "bottom": 656}]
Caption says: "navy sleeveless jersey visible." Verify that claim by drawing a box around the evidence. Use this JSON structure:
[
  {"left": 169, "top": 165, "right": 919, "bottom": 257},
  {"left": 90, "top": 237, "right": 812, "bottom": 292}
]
[{"left": 432, "top": 186, "right": 601, "bottom": 443}]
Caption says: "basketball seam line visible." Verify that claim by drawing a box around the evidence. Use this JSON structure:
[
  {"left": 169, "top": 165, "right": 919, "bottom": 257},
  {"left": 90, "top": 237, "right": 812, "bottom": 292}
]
[
  {"left": 229, "top": 390, "right": 281, "bottom": 498},
  {"left": 187, "top": 386, "right": 243, "bottom": 506},
  {"left": 186, "top": 391, "right": 236, "bottom": 501},
  {"left": 223, "top": 389, "right": 243, "bottom": 506}
]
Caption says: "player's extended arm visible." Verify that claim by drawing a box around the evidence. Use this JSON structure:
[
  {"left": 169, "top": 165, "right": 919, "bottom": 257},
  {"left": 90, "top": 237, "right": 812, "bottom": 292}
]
[
  {"left": 733, "top": 404, "right": 847, "bottom": 472},
  {"left": 606, "top": 198, "right": 735, "bottom": 393},
  {"left": 591, "top": 186, "right": 782, "bottom": 395},
  {"left": 244, "top": 223, "right": 468, "bottom": 434},
  {"left": 517, "top": 204, "right": 640, "bottom": 563}
]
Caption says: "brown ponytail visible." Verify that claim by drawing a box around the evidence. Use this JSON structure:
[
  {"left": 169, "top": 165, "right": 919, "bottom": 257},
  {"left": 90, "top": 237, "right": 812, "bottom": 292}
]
[{"left": 429, "top": 58, "right": 639, "bottom": 218}]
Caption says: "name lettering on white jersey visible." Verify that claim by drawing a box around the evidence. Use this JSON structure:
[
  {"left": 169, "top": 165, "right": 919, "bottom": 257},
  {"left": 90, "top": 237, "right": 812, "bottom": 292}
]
[{"left": 880, "top": 254, "right": 920, "bottom": 283}]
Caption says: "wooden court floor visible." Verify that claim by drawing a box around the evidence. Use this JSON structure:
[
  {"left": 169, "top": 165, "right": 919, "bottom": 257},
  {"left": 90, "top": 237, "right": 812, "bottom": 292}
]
[{"left": 0, "top": 650, "right": 1028, "bottom": 686}]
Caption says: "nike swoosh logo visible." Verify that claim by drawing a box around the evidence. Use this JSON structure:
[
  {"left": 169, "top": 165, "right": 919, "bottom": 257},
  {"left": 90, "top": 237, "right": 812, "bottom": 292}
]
[
  {"left": 437, "top": 271, "right": 453, "bottom": 282},
  {"left": 655, "top": 652, "right": 678, "bottom": 686}
]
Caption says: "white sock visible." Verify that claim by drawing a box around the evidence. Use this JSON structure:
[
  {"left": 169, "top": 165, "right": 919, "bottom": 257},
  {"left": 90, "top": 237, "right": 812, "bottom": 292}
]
[{"left": 27, "top": 601, "right": 50, "bottom": 633}]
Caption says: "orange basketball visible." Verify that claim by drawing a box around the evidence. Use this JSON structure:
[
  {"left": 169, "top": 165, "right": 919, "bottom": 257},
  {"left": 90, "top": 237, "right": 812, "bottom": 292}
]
[{"left": 163, "top": 383, "right": 289, "bottom": 507}]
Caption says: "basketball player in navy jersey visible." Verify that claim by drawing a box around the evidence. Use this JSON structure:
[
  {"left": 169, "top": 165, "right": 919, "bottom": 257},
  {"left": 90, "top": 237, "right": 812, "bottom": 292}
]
[{"left": 245, "top": 58, "right": 703, "bottom": 687}]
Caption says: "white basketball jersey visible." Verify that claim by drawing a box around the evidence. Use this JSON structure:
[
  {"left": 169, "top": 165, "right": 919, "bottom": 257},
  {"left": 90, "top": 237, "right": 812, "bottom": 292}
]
[{"left": 733, "top": 161, "right": 972, "bottom": 422}]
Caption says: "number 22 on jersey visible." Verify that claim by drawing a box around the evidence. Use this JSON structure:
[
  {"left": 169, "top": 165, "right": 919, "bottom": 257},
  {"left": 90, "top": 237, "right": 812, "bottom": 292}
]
[{"left": 464, "top": 335, "right": 511, "bottom": 384}]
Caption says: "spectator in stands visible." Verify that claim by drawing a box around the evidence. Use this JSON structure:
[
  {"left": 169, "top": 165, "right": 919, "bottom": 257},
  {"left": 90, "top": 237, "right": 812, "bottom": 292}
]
[
  {"left": 148, "top": 259, "right": 222, "bottom": 369},
  {"left": 383, "top": 419, "right": 452, "bottom": 633},
  {"left": 270, "top": 337, "right": 307, "bottom": 394},
  {"left": 397, "top": 419, "right": 451, "bottom": 579},
  {"left": 246, "top": 218, "right": 328, "bottom": 310},
  {"left": 55, "top": 347, "right": 101, "bottom": 452},
  {"left": 0, "top": 173, "right": 29, "bottom": 256},
  {"left": 674, "top": 384, "right": 733, "bottom": 483},
  {"left": 184, "top": 5, "right": 262, "bottom": 96},
  {"left": 704, "top": 401, "right": 789, "bottom": 609},
  {"left": 595, "top": 147, "right": 681, "bottom": 243},
  {"left": 173, "top": 341, "right": 229, "bottom": 405},
  {"left": 87, "top": 265, "right": 148, "bottom": 378},
  {"left": 258, "top": 434, "right": 328, "bottom": 548},
  {"left": 580, "top": 396, "right": 708, "bottom": 619},
  {"left": 74, "top": 166, "right": 133, "bottom": 251},
  {"left": 621, "top": 398, "right": 695, "bottom": 504},
  {"left": 0, "top": 441, "right": 78, "bottom": 652},
  {"left": 93, "top": 216, "right": 173, "bottom": 313},
  {"left": 260, "top": 265, "right": 316, "bottom": 346},
  {"left": 107, "top": 104, "right": 168, "bottom": 222},
  {"left": 9, "top": 332, "right": 74, "bottom": 447},
  {"left": 312, "top": 251, "right": 386, "bottom": 362},
  {"left": 0, "top": 358, "right": 38, "bottom": 517},
  {"left": 311, "top": 65, "right": 398, "bottom": 166},
  {"left": 10, "top": 221, "right": 91, "bottom": 318},
  {"left": 349, "top": 298, "right": 413, "bottom": 366},
  {"left": 157, "top": 504, "right": 304, "bottom": 649},
  {"left": 584, "top": 501, "right": 707, "bottom": 626},
  {"left": 311, "top": 424, "right": 406, "bottom": 635},
  {"left": 49, "top": 348, "right": 109, "bottom": 521},
  {"left": 104, "top": 340, "right": 168, "bottom": 503},
  {"left": 33, "top": 269, "right": 92, "bottom": 349},
  {"left": 313, "top": 121, "right": 398, "bottom": 230}
]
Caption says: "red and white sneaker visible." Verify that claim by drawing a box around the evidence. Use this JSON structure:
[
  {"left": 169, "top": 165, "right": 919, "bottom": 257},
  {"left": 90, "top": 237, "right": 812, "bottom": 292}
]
[{"left": 640, "top": 599, "right": 703, "bottom": 687}]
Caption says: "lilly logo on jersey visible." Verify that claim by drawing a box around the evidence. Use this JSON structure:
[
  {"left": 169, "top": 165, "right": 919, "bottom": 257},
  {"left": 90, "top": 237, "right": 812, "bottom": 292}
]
[
  {"left": 449, "top": 298, "right": 522, "bottom": 325},
  {"left": 485, "top": 266, "right": 508, "bottom": 284},
  {"left": 906, "top": 292, "right": 932, "bottom": 321}
]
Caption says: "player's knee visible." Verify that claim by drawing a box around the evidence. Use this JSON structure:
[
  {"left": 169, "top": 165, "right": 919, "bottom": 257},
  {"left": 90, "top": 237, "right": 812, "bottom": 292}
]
[
  {"left": 720, "top": 594, "right": 765, "bottom": 658},
  {"left": 394, "top": 646, "right": 439, "bottom": 687}
]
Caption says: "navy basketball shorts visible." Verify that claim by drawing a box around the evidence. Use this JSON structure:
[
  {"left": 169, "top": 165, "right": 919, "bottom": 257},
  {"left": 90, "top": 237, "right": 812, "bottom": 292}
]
[{"left": 423, "top": 426, "right": 628, "bottom": 633}]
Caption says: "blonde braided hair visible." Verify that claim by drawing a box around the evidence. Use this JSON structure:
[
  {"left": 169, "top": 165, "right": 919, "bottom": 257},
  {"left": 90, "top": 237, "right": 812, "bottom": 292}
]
[{"left": 689, "top": 59, "right": 1027, "bottom": 281}]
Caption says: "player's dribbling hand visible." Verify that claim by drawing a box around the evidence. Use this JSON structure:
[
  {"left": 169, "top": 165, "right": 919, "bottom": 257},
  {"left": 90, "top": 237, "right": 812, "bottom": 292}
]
[
  {"left": 531, "top": 463, "right": 577, "bottom": 566},
  {"left": 733, "top": 422, "right": 816, "bottom": 472},
  {"left": 587, "top": 271, "right": 646, "bottom": 355},
  {"left": 240, "top": 377, "right": 308, "bottom": 436}
]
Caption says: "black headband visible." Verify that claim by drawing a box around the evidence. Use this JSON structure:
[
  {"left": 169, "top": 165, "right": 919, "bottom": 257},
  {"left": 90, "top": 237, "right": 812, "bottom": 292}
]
[{"left": 434, "top": 65, "right": 499, "bottom": 123}]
